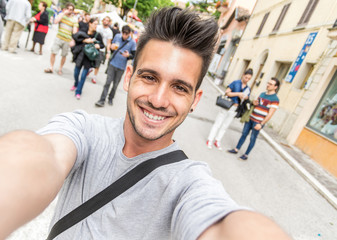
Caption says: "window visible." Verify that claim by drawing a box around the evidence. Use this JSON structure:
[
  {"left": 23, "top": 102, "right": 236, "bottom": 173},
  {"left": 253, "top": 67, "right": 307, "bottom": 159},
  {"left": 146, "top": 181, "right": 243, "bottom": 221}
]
[
  {"left": 255, "top": 12, "right": 270, "bottom": 37},
  {"left": 297, "top": 0, "right": 319, "bottom": 26},
  {"left": 275, "top": 62, "right": 291, "bottom": 82},
  {"left": 307, "top": 71, "right": 337, "bottom": 143},
  {"left": 272, "top": 4, "right": 291, "bottom": 33}
]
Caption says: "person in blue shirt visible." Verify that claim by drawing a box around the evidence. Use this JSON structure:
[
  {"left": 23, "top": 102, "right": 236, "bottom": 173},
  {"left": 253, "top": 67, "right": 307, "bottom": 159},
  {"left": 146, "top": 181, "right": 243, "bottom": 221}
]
[
  {"left": 206, "top": 68, "right": 253, "bottom": 150},
  {"left": 95, "top": 25, "right": 136, "bottom": 107}
]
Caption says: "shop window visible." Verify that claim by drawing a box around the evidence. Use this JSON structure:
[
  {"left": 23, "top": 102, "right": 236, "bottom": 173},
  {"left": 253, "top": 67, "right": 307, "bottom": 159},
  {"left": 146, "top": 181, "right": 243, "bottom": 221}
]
[
  {"left": 307, "top": 71, "right": 337, "bottom": 143},
  {"left": 272, "top": 4, "right": 291, "bottom": 33},
  {"left": 297, "top": 0, "right": 319, "bottom": 27},
  {"left": 255, "top": 12, "right": 270, "bottom": 37},
  {"left": 217, "top": 40, "right": 226, "bottom": 55}
]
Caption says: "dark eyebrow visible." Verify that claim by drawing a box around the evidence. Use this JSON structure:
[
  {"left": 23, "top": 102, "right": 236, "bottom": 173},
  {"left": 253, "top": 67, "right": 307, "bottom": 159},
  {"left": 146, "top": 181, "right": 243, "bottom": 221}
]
[{"left": 137, "top": 68, "right": 194, "bottom": 92}]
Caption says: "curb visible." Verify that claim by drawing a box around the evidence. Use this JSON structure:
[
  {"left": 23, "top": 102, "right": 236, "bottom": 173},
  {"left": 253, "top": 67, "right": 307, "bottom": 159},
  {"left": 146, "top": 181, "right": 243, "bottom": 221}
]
[{"left": 206, "top": 75, "right": 337, "bottom": 210}]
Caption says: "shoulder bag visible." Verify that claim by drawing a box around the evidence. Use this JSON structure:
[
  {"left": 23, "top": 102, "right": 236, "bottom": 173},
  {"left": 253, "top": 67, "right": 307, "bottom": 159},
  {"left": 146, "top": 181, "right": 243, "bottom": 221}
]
[
  {"left": 46, "top": 150, "right": 188, "bottom": 240},
  {"left": 216, "top": 95, "right": 234, "bottom": 109},
  {"left": 83, "top": 32, "right": 99, "bottom": 61}
]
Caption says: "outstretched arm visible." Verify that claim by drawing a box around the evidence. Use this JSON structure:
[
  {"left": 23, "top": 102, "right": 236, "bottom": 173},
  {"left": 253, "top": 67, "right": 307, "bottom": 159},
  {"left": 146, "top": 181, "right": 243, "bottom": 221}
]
[
  {"left": 198, "top": 210, "right": 291, "bottom": 240},
  {"left": 0, "top": 130, "right": 76, "bottom": 239}
]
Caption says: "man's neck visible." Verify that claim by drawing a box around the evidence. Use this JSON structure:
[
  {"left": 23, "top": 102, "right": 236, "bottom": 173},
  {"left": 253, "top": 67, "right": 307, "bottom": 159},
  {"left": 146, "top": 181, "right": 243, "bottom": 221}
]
[
  {"left": 122, "top": 117, "right": 174, "bottom": 158},
  {"left": 266, "top": 90, "right": 276, "bottom": 95}
]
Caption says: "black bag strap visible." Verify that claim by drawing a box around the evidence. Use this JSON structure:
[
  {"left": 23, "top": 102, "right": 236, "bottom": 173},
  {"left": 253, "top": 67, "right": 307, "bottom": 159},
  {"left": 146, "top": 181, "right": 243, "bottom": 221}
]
[
  {"left": 46, "top": 150, "right": 188, "bottom": 240},
  {"left": 110, "top": 39, "right": 129, "bottom": 60}
]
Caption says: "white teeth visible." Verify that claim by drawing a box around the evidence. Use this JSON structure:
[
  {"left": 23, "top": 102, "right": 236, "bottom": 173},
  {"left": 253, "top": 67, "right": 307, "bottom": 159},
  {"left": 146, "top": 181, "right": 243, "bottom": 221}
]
[{"left": 144, "top": 110, "right": 165, "bottom": 121}]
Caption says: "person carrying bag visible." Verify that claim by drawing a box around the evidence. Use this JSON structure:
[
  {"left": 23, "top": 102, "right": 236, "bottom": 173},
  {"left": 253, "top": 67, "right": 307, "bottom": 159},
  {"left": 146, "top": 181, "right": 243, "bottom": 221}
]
[{"left": 206, "top": 68, "right": 253, "bottom": 150}]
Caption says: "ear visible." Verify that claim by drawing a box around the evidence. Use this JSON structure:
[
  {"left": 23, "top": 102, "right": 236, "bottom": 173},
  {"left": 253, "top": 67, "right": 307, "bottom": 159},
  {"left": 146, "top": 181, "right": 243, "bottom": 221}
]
[
  {"left": 190, "top": 89, "right": 203, "bottom": 111},
  {"left": 123, "top": 65, "right": 133, "bottom": 92}
]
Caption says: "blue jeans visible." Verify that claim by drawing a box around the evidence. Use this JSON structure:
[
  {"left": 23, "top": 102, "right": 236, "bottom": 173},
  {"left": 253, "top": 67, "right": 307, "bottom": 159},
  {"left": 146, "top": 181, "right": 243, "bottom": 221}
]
[
  {"left": 236, "top": 119, "right": 261, "bottom": 155},
  {"left": 74, "top": 66, "right": 89, "bottom": 95}
]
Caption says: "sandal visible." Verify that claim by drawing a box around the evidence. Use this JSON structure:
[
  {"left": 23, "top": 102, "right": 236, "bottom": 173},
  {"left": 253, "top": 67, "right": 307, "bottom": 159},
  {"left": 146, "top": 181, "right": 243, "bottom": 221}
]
[
  {"left": 58, "top": 70, "right": 63, "bottom": 75},
  {"left": 44, "top": 68, "right": 53, "bottom": 73}
]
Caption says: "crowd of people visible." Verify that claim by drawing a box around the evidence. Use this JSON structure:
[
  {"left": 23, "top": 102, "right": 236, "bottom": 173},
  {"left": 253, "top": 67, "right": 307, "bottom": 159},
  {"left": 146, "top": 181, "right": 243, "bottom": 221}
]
[{"left": 0, "top": 0, "right": 138, "bottom": 104}]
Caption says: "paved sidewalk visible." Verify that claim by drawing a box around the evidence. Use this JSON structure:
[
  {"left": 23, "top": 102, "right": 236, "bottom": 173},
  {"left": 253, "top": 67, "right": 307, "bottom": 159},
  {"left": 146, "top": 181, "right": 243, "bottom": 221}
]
[{"left": 207, "top": 76, "right": 337, "bottom": 209}]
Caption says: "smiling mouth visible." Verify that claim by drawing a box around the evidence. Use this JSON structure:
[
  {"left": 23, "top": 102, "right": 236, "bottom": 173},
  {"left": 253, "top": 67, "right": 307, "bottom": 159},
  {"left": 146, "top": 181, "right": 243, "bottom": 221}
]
[{"left": 143, "top": 109, "right": 166, "bottom": 121}]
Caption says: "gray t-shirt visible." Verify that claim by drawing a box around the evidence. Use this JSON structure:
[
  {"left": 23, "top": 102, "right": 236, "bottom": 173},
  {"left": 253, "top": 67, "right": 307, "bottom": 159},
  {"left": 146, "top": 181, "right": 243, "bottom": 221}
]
[{"left": 37, "top": 110, "right": 243, "bottom": 240}]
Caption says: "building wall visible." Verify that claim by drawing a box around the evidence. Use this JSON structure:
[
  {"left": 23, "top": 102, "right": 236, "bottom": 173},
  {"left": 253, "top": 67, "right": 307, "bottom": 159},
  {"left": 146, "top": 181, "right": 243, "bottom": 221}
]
[
  {"left": 211, "top": 0, "right": 256, "bottom": 79},
  {"left": 223, "top": 0, "right": 337, "bottom": 176}
]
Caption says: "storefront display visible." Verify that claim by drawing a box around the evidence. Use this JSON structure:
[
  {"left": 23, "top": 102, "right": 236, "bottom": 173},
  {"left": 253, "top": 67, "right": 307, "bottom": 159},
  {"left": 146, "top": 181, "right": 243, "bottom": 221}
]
[{"left": 308, "top": 71, "right": 337, "bottom": 142}]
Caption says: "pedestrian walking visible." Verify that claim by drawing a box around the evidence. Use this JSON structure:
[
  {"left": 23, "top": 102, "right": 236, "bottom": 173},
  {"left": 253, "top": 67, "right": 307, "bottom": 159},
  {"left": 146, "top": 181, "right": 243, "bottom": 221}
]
[
  {"left": 110, "top": 22, "right": 120, "bottom": 40},
  {"left": 0, "top": 7, "right": 291, "bottom": 240},
  {"left": 206, "top": 68, "right": 253, "bottom": 150},
  {"left": 95, "top": 25, "right": 136, "bottom": 107},
  {"left": 90, "top": 16, "right": 113, "bottom": 84},
  {"left": 228, "top": 77, "right": 280, "bottom": 160},
  {"left": 1, "top": 0, "right": 31, "bottom": 53},
  {"left": 29, "top": 1, "right": 49, "bottom": 55},
  {"left": 70, "top": 18, "right": 104, "bottom": 100},
  {"left": 44, "top": 2, "right": 78, "bottom": 75},
  {"left": 78, "top": 12, "right": 90, "bottom": 32}
]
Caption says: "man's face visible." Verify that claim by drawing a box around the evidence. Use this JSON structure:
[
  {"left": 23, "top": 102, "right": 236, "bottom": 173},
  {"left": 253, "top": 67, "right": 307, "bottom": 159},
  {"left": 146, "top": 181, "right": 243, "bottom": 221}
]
[
  {"left": 122, "top": 31, "right": 130, "bottom": 41},
  {"left": 123, "top": 40, "right": 203, "bottom": 142},
  {"left": 103, "top": 18, "right": 110, "bottom": 27},
  {"left": 241, "top": 73, "right": 252, "bottom": 84},
  {"left": 65, "top": 6, "right": 74, "bottom": 16},
  {"left": 266, "top": 79, "right": 278, "bottom": 92}
]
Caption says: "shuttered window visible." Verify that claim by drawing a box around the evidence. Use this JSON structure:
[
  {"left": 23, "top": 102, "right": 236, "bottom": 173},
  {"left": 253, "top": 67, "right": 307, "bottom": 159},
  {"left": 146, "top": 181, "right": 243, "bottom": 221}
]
[
  {"left": 272, "top": 3, "right": 291, "bottom": 32},
  {"left": 297, "top": 0, "right": 319, "bottom": 26},
  {"left": 256, "top": 12, "right": 270, "bottom": 36}
]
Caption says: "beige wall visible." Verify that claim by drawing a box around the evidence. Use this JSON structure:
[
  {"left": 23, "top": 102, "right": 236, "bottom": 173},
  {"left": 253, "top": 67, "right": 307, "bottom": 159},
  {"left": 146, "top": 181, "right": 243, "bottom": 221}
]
[{"left": 224, "top": 0, "right": 337, "bottom": 140}]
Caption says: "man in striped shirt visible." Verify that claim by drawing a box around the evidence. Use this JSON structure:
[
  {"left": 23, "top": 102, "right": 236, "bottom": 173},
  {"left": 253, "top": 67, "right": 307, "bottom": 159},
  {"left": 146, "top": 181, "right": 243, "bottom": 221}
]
[
  {"left": 44, "top": 3, "right": 78, "bottom": 75},
  {"left": 228, "top": 77, "right": 280, "bottom": 160}
]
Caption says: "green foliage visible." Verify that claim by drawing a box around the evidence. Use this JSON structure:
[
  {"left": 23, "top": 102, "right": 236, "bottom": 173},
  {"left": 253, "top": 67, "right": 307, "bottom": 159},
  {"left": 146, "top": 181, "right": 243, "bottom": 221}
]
[
  {"left": 31, "top": 0, "right": 52, "bottom": 16},
  {"left": 212, "top": 10, "right": 221, "bottom": 20},
  {"left": 190, "top": 0, "right": 217, "bottom": 13},
  {"left": 105, "top": 0, "right": 174, "bottom": 20}
]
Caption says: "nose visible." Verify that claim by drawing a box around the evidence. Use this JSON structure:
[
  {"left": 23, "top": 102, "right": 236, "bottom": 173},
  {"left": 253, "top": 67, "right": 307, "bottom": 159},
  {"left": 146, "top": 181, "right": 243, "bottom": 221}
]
[{"left": 148, "top": 84, "right": 170, "bottom": 110}]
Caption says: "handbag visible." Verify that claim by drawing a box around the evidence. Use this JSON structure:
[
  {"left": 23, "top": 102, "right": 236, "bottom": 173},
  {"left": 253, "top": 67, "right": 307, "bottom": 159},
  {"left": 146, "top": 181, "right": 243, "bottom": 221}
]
[
  {"left": 84, "top": 43, "right": 99, "bottom": 61},
  {"left": 46, "top": 150, "right": 188, "bottom": 240},
  {"left": 83, "top": 32, "right": 99, "bottom": 61},
  {"left": 216, "top": 95, "right": 234, "bottom": 109}
]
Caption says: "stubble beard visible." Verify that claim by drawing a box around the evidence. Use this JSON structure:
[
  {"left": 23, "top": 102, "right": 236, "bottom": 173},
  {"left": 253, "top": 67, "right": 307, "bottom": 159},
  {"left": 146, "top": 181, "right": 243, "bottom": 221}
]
[{"left": 126, "top": 100, "right": 186, "bottom": 142}]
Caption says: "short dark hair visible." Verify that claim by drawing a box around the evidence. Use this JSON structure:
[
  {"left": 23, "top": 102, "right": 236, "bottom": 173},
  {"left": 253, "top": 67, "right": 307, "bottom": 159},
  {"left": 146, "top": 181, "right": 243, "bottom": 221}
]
[
  {"left": 133, "top": 7, "right": 219, "bottom": 91},
  {"left": 114, "top": 22, "right": 119, "bottom": 27},
  {"left": 40, "top": 1, "right": 47, "bottom": 9},
  {"left": 65, "top": 3, "right": 75, "bottom": 10},
  {"left": 122, "top": 25, "right": 131, "bottom": 34},
  {"left": 89, "top": 18, "right": 98, "bottom": 24},
  {"left": 271, "top": 77, "right": 280, "bottom": 89},
  {"left": 244, "top": 68, "right": 253, "bottom": 76}
]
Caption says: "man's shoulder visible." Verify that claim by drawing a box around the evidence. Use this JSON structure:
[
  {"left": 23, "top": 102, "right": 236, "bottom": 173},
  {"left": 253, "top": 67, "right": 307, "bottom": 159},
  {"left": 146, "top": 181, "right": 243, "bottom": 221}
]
[{"left": 261, "top": 92, "right": 279, "bottom": 102}]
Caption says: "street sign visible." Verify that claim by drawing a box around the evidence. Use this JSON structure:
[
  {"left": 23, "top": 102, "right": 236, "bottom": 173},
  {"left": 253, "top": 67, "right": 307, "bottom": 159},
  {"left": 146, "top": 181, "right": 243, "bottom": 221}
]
[{"left": 285, "top": 32, "right": 318, "bottom": 83}]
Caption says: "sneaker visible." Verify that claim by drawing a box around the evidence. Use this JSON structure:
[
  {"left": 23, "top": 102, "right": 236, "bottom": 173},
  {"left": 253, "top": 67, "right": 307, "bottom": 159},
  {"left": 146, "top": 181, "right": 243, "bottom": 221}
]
[
  {"left": 108, "top": 99, "right": 113, "bottom": 106},
  {"left": 95, "top": 101, "right": 105, "bottom": 107},
  {"left": 239, "top": 155, "right": 248, "bottom": 160},
  {"left": 70, "top": 86, "right": 76, "bottom": 91},
  {"left": 75, "top": 94, "right": 81, "bottom": 100},
  {"left": 206, "top": 140, "right": 212, "bottom": 149},
  {"left": 91, "top": 78, "right": 97, "bottom": 84},
  {"left": 228, "top": 149, "right": 238, "bottom": 154},
  {"left": 213, "top": 141, "right": 222, "bottom": 150}
]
